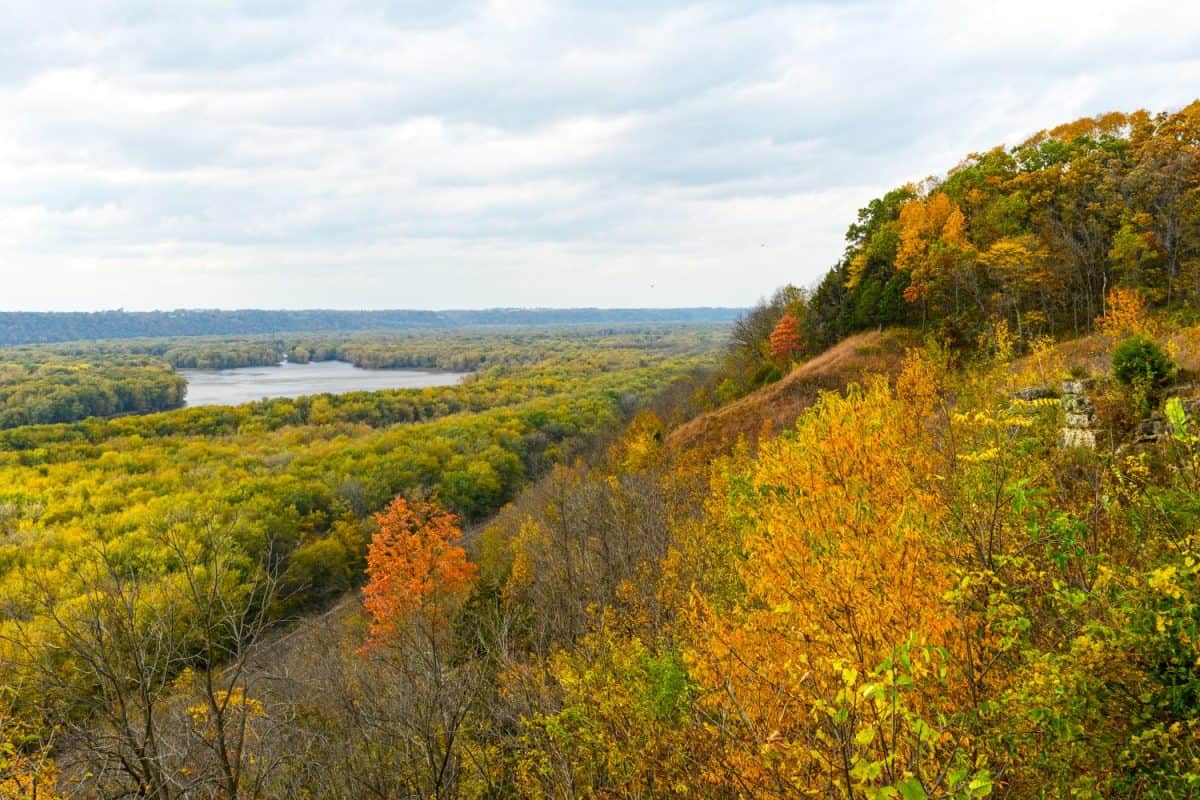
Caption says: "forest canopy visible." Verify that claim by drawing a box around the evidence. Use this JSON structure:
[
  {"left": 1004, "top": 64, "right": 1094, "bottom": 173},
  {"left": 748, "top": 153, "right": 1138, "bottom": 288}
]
[{"left": 804, "top": 103, "right": 1200, "bottom": 349}]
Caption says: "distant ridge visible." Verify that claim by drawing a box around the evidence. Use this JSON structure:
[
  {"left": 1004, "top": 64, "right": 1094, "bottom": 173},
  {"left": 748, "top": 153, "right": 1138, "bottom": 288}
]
[{"left": 0, "top": 307, "right": 743, "bottom": 346}]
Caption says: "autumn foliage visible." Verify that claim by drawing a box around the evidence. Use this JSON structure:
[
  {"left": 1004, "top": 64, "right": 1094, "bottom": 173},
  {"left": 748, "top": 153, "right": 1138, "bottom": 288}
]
[
  {"left": 361, "top": 496, "right": 477, "bottom": 648},
  {"left": 796, "top": 102, "right": 1200, "bottom": 356},
  {"left": 1096, "top": 285, "right": 1153, "bottom": 339},
  {"left": 768, "top": 312, "right": 803, "bottom": 362},
  {"left": 0, "top": 720, "right": 61, "bottom": 800},
  {"left": 12, "top": 104, "right": 1200, "bottom": 798},
  {"left": 683, "top": 355, "right": 987, "bottom": 795}
]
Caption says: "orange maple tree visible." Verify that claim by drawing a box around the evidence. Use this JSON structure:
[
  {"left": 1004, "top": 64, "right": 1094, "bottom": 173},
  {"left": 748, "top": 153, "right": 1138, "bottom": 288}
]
[
  {"left": 768, "top": 313, "right": 802, "bottom": 361},
  {"left": 361, "top": 496, "right": 477, "bottom": 649}
]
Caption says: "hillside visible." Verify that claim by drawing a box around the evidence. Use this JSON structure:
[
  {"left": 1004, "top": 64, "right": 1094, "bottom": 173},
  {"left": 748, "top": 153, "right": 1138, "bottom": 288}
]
[
  {"left": 796, "top": 101, "right": 1200, "bottom": 353},
  {"left": 668, "top": 327, "right": 918, "bottom": 456}
]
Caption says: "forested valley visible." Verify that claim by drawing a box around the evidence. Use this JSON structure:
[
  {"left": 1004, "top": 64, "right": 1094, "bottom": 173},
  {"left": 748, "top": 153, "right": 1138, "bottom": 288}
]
[
  {"left": 0, "top": 327, "right": 699, "bottom": 429},
  {"left": 4, "top": 103, "right": 1200, "bottom": 799}
]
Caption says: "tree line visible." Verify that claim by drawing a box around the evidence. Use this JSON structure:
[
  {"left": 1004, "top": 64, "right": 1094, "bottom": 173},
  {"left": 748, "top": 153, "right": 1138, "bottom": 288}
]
[{"left": 0, "top": 308, "right": 743, "bottom": 346}]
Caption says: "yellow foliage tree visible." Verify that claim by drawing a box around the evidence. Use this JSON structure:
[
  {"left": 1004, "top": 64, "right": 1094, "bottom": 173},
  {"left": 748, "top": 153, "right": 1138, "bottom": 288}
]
[
  {"left": 897, "top": 192, "right": 974, "bottom": 310},
  {"left": 685, "top": 356, "right": 991, "bottom": 797},
  {"left": 978, "top": 235, "right": 1052, "bottom": 338},
  {"left": 1096, "top": 285, "right": 1155, "bottom": 339}
]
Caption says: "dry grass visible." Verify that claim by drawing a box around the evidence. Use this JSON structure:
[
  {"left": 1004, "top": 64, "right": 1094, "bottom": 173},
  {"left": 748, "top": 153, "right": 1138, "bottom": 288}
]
[
  {"left": 1168, "top": 324, "right": 1200, "bottom": 375},
  {"left": 667, "top": 328, "right": 919, "bottom": 458},
  {"left": 1009, "top": 323, "right": 1200, "bottom": 385}
]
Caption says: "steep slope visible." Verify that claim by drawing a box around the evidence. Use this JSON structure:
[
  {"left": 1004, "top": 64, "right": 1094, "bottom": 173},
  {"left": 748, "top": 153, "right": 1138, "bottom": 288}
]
[{"left": 668, "top": 327, "right": 919, "bottom": 456}]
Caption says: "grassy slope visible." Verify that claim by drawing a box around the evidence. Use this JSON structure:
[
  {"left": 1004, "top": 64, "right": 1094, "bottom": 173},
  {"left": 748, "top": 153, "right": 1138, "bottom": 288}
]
[
  {"left": 1009, "top": 323, "right": 1200, "bottom": 384},
  {"left": 667, "top": 328, "right": 920, "bottom": 457}
]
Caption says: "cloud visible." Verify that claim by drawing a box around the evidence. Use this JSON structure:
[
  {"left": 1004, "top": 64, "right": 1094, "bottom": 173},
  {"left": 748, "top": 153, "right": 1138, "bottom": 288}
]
[{"left": 0, "top": 0, "right": 1197, "bottom": 310}]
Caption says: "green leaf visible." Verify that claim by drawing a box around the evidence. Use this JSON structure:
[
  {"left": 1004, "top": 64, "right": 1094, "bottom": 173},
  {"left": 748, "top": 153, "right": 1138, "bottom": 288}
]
[
  {"left": 1166, "top": 397, "right": 1189, "bottom": 440},
  {"left": 968, "top": 772, "right": 994, "bottom": 797},
  {"left": 897, "top": 777, "right": 927, "bottom": 800}
]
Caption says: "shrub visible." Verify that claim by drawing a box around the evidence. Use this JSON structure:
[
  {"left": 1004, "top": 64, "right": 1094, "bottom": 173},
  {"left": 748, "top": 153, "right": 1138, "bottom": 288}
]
[
  {"left": 750, "top": 362, "right": 783, "bottom": 387},
  {"left": 1112, "top": 335, "right": 1175, "bottom": 388}
]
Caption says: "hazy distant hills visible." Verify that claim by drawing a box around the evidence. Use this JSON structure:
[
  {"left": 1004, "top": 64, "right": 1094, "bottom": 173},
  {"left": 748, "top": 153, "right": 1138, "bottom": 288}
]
[{"left": 0, "top": 308, "right": 744, "bottom": 346}]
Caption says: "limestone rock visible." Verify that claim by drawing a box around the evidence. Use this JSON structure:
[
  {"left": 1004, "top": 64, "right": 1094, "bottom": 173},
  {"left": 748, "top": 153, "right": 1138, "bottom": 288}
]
[{"left": 1060, "top": 428, "right": 1097, "bottom": 449}]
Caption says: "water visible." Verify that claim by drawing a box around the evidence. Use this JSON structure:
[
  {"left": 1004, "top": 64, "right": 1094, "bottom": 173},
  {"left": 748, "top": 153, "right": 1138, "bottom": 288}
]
[{"left": 179, "top": 361, "right": 467, "bottom": 407}]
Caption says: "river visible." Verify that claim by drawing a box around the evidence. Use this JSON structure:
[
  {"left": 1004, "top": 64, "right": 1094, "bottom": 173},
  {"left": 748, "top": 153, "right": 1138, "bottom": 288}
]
[{"left": 179, "top": 361, "right": 467, "bottom": 407}]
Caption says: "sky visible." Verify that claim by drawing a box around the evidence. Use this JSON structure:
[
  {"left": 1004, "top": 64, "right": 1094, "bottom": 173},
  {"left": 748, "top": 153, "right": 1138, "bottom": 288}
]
[{"left": 1, "top": 1, "right": 1199, "bottom": 311}]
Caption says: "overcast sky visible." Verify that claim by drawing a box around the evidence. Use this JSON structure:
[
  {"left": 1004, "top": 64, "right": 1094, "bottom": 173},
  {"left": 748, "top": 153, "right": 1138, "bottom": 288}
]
[{"left": 1, "top": 1, "right": 1198, "bottom": 311}]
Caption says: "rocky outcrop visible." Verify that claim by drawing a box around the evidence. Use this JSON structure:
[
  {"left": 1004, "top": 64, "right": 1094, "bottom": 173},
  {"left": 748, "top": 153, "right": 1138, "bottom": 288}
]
[
  {"left": 1056, "top": 376, "right": 1199, "bottom": 449},
  {"left": 1136, "top": 394, "right": 1200, "bottom": 443},
  {"left": 1014, "top": 386, "right": 1057, "bottom": 402},
  {"left": 1059, "top": 379, "right": 1099, "bottom": 449}
]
